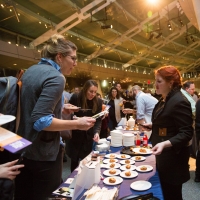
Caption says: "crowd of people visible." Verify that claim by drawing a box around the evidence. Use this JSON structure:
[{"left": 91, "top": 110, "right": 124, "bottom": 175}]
[{"left": 0, "top": 34, "right": 199, "bottom": 200}]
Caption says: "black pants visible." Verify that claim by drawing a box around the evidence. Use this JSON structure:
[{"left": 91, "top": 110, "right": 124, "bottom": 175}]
[
  {"left": 14, "top": 146, "right": 64, "bottom": 200},
  {"left": 196, "top": 149, "right": 200, "bottom": 177},
  {"left": 161, "top": 181, "right": 182, "bottom": 200}
]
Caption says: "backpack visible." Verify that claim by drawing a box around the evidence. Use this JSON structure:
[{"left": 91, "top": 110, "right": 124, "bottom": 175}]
[{"left": 0, "top": 71, "right": 23, "bottom": 133}]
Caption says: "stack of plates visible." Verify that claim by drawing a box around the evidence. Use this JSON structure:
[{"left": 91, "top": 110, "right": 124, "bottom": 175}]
[
  {"left": 110, "top": 130, "right": 123, "bottom": 147},
  {"left": 123, "top": 133, "right": 135, "bottom": 146}
]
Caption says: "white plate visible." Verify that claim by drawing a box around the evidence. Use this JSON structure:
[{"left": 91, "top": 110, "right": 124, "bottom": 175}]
[
  {"left": 131, "top": 156, "right": 146, "bottom": 162},
  {"left": 103, "top": 169, "right": 121, "bottom": 176},
  {"left": 103, "top": 176, "right": 123, "bottom": 185},
  {"left": 130, "top": 181, "right": 152, "bottom": 191},
  {"left": 107, "top": 163, "right": 121, "bottom": 169},
  {"left": 103, "top": 159, "right": 118, "bottom": 164},
  {"left": 136, "top": 165, "right": 153, "bottom": 172},
  {"left": 120, "top": 170, "right": 138, "bottom": 179},
  {"left": 64, "top": 105, "right": 80, "bottom": 110},
  {"left": 120, "top": 159, "right": 135, "bottom": 165},
  {"left": 0, "top": 115, "right": 15, "bottom": 126},
  {"left": 117, "top": 154, "right": 131, "bottom": 159},
  {"left": 120, "top": 164, "right": 136, "bottom": 171},
  {"left": 131, "top": 148, "right": 152, "bottom": 155},
  {"left": 105, "top": 153, "right": 118, "bottom": 159},
  {"left": 107, "top": 136, "right": 111, "bottom": 140}
]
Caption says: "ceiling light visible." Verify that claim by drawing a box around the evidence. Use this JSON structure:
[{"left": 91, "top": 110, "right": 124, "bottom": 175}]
[
  {"left": 1, "top": 4, "right": 4, "bottom": 8},
  {"left": 101, "top": 25, "right": 113, "bottom": 29},
  {"left": 8, "top": 41, "right": 11, "bottom": 44},
  {"left": 179, "top": 18, "right": 184, "bottom": 27},
  {"left": 168, "top": 22, "right": 172, "bottom": 30},
  {"left": 13, "top": 64, "right": 17, "bottom": 65}
]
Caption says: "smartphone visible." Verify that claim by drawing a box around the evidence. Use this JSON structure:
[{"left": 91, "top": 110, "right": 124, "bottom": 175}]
[{"left": 15, "top": 151, "right": 25, "bottom": 165}]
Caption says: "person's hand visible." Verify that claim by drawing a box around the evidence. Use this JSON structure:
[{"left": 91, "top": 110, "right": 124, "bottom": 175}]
[
  {"left": 122, "top": 108, "right": 133, "bottom": 114},
  {"left": 76, "top": 117, "right": 96, "bottom": 130},
  {"left": 0, "top": 160, "right": 24, "bottom": 180},
  {"left": 138, "top": 123, "right": 152, "bottom": 131},
  {"left": 62, "top": 104, "right": 79, "bottom": 114},
  {"left": 151, "top": 143, "right": 165, "bottom": 155},
  {"left": 151, "top": 141, "right": 172, "bottom": 155},
  {"left": 93, "top": 133, "right": 99, "bottom": 142}
]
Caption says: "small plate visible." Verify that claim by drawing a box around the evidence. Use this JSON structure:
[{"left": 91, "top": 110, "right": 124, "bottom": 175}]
[
  {"left": 117, "top": 154, "right": 131, "bottom": 159},
  {"left": 64, "top": 104, "right": 80, "bottom": 110},
  {"left": 131, "top": 148, "right": 152, "bottom": 155},
  {"left": 103, "top": 176, "right": 123, "bottom": 185},
  {"left": 120, "top": 165, "right": 136, "bottom": 171},
  {"left": 103, "top": 169, "right": 121, "bottom": 176},
  {"left": 131, "top": 156, "right": 146, "bottom": 162},
  {"left": 120, "top": 159, "right": 135, "bottom": 165},
  {"left": 130, "top": 181, "right": 152, "bottom": 191},
  {"left": 136, "top": 165, "right": 153, "bottom": 172},
  {"left": 103, "top": 159, "right": 118, "bottom": 164},
  {"left": 105, "top": 153, "right": 118, "bottom": 159},
  {"left": 101, "top": 163, "right": 121, "bottom": 169},
  {"left": 0, "top": 115, "right": 15, "bottom": 126},
  {"left": 120, "top": 170, "right": 138, "bottom": 179}
]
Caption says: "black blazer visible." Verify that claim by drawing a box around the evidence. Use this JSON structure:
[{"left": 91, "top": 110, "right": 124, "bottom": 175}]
[{"left": 150, "top": 88, "right": 193, "bottom": 184}]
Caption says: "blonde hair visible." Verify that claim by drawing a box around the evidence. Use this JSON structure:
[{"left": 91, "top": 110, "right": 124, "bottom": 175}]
[
  {"left": 132, "top": 85, "right": 141, "bottom": 91},
  {"left": 41, "top": 34, "right": 77, "bottom": 60}
]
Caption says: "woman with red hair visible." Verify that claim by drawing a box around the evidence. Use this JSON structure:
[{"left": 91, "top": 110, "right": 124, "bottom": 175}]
[{"left": 143, "top": 66, "right": 193, "bottom": 200}]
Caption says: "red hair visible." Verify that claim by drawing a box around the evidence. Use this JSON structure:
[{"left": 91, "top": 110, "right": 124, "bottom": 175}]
[{"left": 155, "top": 66, "right": 182, "bottom": 88}]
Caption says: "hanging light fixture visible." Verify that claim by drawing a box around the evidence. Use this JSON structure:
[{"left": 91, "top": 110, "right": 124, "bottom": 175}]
[
  {"left": 101, "top": 24, "right": 113, "bottom": 29},
  {"left": 168, "top": 21, "right": 172, "bottom": 30}
]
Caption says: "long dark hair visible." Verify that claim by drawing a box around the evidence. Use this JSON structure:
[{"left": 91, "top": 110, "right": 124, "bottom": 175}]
[
  {"left": 108, "top": 87, "right": 120, "bottom": 100},
  {"left": 78, "top": 80, "right": 98, "bottom": 113}
]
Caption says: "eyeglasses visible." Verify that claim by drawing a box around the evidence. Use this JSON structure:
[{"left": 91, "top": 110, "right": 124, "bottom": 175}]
[{"left": 66, "top": 55, "right": 78, "bottom": 62}]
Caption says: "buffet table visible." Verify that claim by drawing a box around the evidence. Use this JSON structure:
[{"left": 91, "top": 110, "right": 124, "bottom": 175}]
[{"left": 53, "top": 145, "right": 164, "bottom": 200}]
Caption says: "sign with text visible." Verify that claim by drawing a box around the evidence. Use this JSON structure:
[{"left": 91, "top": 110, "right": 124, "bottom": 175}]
[{"left": 0, "top": 127, "right": 32, "bottom": 153}]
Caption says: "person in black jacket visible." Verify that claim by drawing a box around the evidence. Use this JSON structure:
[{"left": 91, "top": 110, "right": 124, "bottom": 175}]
[
  {"left": 143, "top": 66, "right": 193, "bottom": 200},
  {"left": 195, "top": 99, "right": 200, "bottom": 182},
  {"left": 69, "top": 80, "right": 102, "bottom": 171}
]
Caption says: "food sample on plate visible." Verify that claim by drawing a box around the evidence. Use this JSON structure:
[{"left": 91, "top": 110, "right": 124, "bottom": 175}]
[
  {"left": 125, "top": 171, "right": 131, "bottom": 176},
  {"left": 109, "top": 169, "right": 116, "bottom": 174},
  {"left": 130, "top": 147, "right": 135, "bottom": 152},
  {"left": 140, "top": 166, "right": 147, "bottom": 171},
  {"left": 110, "top": 163, "right": 115, "bottom": 168},
  {"left": 135, "top": 156, "right": 141, "bottom": 161},
  {"left": 110, "top": 159, "right": 115, "bottom": 163},
  {"left": 109, "top": 177, "right": 116, "bottom": 183},
  {"left": 125, "top": 160, "right": 130, "bottom": 164},
  {"left": 126, "top": 164, "right": 131, "bottom": 169},
  {"left": 110, "top": 154, "right": 115, "bottom": 158},
  {"left": 139, "top": 148, "right": 147, "bottom": 153},
  {"left": 121, "top": 154, "right": 126, "bottom": 158},
  {"left": 125, "top": 126, "right": 130, "bottom": 130}
]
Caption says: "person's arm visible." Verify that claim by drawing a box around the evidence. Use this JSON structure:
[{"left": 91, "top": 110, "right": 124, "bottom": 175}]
[
  {"left": 152, "top": 140, "right": 172, "bottom": 155},
  {"left": 0, "top": 160, "right": 24, "bottom": 180},
  {"left": 43, "top": 117, "right": 96, "bottom": 131},
  {"left": 93, "top": 99, "right": 103, "bottom": 142}
]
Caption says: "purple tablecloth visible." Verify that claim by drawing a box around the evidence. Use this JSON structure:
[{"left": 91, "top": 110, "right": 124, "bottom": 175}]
[{"left": 54, "top": 146, "right": 164, "bottom": 200}]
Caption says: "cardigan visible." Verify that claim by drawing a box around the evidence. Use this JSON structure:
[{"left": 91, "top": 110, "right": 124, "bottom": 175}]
[{"left": 17, "top": 64, "right": 65, "bottom": 161}]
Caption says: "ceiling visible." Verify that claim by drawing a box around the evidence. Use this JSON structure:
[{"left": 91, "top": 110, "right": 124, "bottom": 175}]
[{"left": 0, "top": 0, "right": 200, "bottom": 77}]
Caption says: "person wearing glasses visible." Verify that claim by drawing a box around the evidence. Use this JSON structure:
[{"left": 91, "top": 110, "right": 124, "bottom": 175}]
[{"left": 13, "top": 34, "right": 96, "bottom": 200}]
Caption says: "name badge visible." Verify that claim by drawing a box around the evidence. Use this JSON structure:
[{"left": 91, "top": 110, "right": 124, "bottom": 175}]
[{"left": 159, "top": 128, "right": 167, "bottom": 136}]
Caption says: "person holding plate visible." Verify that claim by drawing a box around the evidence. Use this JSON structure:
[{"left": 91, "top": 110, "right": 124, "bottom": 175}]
[
  {"left": 143, "top": 66, "right": 193, "bottom": 200},
  {"left": 13, "top": 34, "right": 96, "bottom": 200},
  {"left": 68, "top": 80, "right": 102, "bottom": 172}
]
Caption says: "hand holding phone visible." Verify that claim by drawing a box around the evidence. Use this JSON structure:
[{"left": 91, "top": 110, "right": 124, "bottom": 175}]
[{"left": 15, "top": 152, "right": 25, "bottom": 165}]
